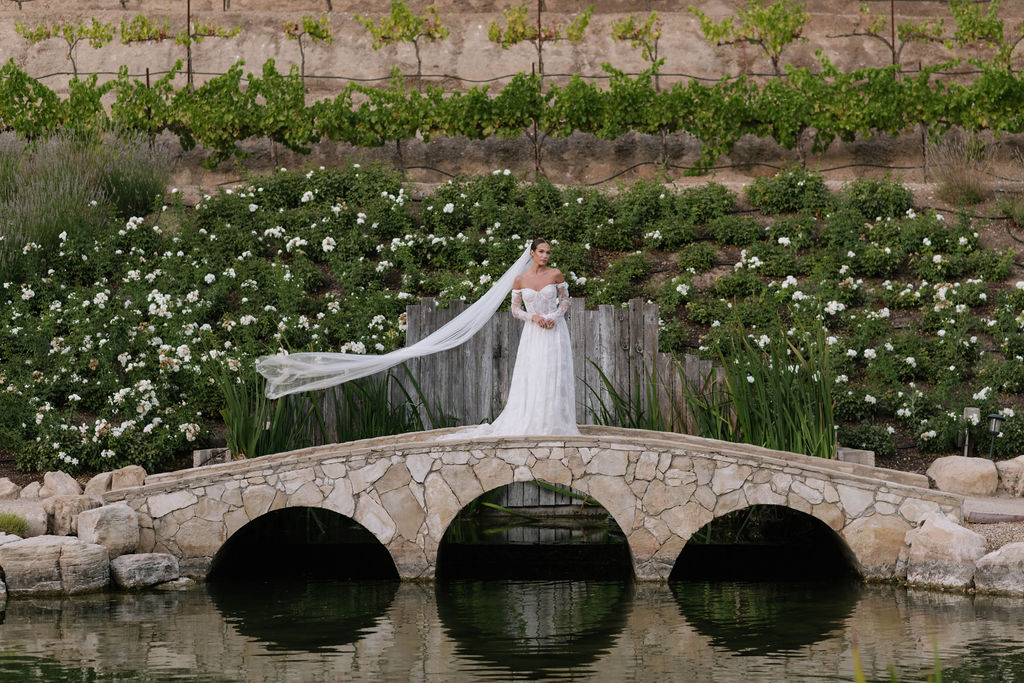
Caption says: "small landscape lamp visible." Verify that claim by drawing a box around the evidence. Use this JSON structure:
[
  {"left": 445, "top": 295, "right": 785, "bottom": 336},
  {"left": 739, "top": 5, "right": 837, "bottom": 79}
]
[{"left": 986, "top": 413, "right": 1005, "bottom": 459}]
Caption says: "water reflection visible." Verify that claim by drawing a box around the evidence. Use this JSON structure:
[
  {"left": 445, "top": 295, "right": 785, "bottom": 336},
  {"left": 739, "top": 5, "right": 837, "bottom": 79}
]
[
  {"left": 3, "top": 581, "right": 1024, "bottom": 681},
  {"left": 670, "top": 579, "right": 861, "bottom": 655},
  {"left": 436, "top": 580, "right": 631, "bottom": 680},
  {"left": 208, "top": 580, "right": 398, "bottom": 652}
]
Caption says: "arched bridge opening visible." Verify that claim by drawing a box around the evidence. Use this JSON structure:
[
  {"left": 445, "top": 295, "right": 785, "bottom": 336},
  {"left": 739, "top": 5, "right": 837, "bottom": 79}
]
[
  {"left": 207, "top": 506, "right": 400, "bottom": 582},
  {"left": 435, "top": 480, "right": 633, "bottom": 580},
  {"left": 669, "top": 505, "right": 857, "bottom": 582}
]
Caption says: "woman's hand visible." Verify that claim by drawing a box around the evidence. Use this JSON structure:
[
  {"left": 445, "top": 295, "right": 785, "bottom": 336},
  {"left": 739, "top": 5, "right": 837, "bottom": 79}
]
[{"left": 531, "top": 314, "right": 554, "bottom": 329}]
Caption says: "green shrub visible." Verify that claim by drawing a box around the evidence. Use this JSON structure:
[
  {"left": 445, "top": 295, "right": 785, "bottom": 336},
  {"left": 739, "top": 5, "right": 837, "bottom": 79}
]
[
  {"left": 708, "top": 215, "right": 763, "bottom": 246},
  {"left": 647, "top": 216, "right": 698, "bottom": 249},
  {"left": 838, "top": 424, "right": 896, "bottom": 460},
  {"left": 676, "top": 182, "right": 736, "bottom": 223},
  {"left": 0, "top": 512, "right": 28, "bottom": 537},
  {"left": 745, "top": 166, "right": 831, "bottom": 215},
  {"left": 838, "top": 175, "right": 914, "bottom": 220},
  {"left": 713, "top": 268, "right": 765, "bottom": 298},
  {"left": 677, "top": 242, "right": 718, "bottom": 272},
  {"left": 589, "top": 252, "right": 649, "bottom": 304}
]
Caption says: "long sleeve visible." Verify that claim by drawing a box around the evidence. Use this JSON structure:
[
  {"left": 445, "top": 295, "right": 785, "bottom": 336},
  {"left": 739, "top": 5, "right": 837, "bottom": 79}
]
[
  {"left": 545, "top": 282, "right": 570, "bottom": 322},
  {"left": 510, "top": 289, "right": 530, "bottom": 322}
]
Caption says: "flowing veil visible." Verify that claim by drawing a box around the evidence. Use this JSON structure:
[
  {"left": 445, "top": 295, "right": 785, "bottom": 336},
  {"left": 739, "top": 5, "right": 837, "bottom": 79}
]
[{"left": 256, "top": 245, "right": 534, "bottom": 398}]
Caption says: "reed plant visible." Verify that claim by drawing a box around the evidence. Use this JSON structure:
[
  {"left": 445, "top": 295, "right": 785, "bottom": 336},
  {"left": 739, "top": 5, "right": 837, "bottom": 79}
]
[
  {"left": 586, "top": 319, "right": 835, "bottom": 458},
  {"left": 690, "top": 321, "right": 836, "bottom": 459},
  {"left": 218, "top": 364, "right": 453, "bottom": 459},
  {"left": 217, "top": 369, "right": 318, "bottom": 459},
  {"left": 586, "top": 361, "right": 673, "bottom": 432}
]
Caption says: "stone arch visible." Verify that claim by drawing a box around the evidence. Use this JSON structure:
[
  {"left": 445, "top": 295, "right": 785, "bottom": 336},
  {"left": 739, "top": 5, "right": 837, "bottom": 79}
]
[
  {"left": 432, "top": 466, "right": 638, "bottom": 579},
  {"left": 209, "top": 504, "right": 400, "bottom": 580},
  {"left": 670, "top": 501, "right": 858, "bottom": 580}
]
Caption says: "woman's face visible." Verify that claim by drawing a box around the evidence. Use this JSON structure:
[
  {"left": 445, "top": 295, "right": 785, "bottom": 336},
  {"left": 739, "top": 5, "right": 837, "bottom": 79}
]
[{"left": 532, "top": 242, "right": 551, "bottom": 266}]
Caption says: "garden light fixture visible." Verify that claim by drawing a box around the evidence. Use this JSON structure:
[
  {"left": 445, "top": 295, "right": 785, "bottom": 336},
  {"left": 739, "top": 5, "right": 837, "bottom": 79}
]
[{"left": 986, "top": 413, "right": 1005, "bottom": 459}]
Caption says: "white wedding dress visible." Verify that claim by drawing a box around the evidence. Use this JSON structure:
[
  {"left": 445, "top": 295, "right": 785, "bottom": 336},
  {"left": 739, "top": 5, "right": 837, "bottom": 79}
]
[{"left": 457, "top": 282, "right": 580, "bottom": 437}]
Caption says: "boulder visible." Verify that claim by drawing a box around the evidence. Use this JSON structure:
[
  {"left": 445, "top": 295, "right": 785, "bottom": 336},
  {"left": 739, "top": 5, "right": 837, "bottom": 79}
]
[
  {"left": 43, "top": 495, "right": 101, "bottom": 535},
  {"left": 0, "top": 500, "right": 47, "bottom": 537},
  {"left": 0, "top": 533, "right": 21, "bottom": 546},
  {"left": 926, "top": 456, "right": 998, "bottom": 496},
  {"left": 19, "top": 482, "right": 41, "bottom": 499},
  {"left": 841, "top": 515, "right": 912, "bottom": 580},
  {"left": 39, "top": 471, "right": 81, "bottom": 499},
  {"left": 0, "top": 478, "right": 20, "bottom": 500},
  {"left": 996, "top": 456, "right": 1024, "bottom": 497},
  {"left": 0, "top": 535, "right": 108, "bottom": 595},
  {"left": 154, "top": 577, "right": 196, "bottom": 591},
  {"left": 974, "top": 542, "right": 1024, "bottom": 595},
  {"left": 905, "top": 514, "right": 988, "bottom": 590},
  {"left": 110, "top": 553, "right": 180, "bottom": 589},
  {"left": 76, "top": 504, "right": 139, "bottom": 558},
  {"left": 110, "top": 466, "right": 147, "bottom": 491},
  {"left": 83, "top": 472, "right": 112, "bottom": 498},
  {"left": 0, "top": 575, "right": 5, "bottom": 601}
]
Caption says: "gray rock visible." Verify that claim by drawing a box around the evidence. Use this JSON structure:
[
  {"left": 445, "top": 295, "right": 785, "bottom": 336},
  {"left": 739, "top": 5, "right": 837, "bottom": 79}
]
[
  {"left": 841, "top": 515, "right": 912, "bottom": 580},
  {"left": 975, "top": 542, "right": 1024, "bottom": 595},
  {"left": 996, "top": 456, "right": 1024, "bottom": 497},
  {"left": 83, "top": 472, "right": 112, "bottom": 498},
  {"left": 0, "top": 576, "right": 6, "bottom": 601},
  {"left": 154, "top": 577, "right": 196, "bottom": 591},
  {"left": 77, "top": 504, "right": 139, "bottom": 558},
  {"left": 0, "top": 535, "right": 108, "bottom": 595},
  {"left": 19, "top": 482, "right": 41, "bottom": 499},
  {"left": 927, "top": 456, "right": 998, "bottom": 496},
  {"left": 43, "top": 495, "right": 101, "bottom": 535},
  {"left": 110, "top": 553, "right": 180, "bottom": 589},
  {"left": 59, "top": 540, "right": 110, "bottom": 594},
  {"left": 110, "top": 466, "right": 147, "bottom": 491},
  {"left": 40, "top": 471, "right": 81, "bottom": 499},
  {"left": 905, "top": 513, "right": 988, "bottom": 590},
  {"left": 0, "top": 478, "right": 20, "bottom": 500},
  {"left": 0, "top": 500, "right": 47, "bottom": 537},
  {"left": 0, "top": 533, "right": 22, "bottom": 546}
]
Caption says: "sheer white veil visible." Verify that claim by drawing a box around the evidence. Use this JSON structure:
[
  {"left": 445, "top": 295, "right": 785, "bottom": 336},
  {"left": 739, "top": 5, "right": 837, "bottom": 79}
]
[{"left": 256, "top": 245, "right": 534, "bottom": 398}]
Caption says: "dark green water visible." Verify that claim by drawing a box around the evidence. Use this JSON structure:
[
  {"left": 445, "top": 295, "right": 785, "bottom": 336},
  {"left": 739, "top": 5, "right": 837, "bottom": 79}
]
[{"left": 3, "top": 579, "right": 1024, "bottom": 682}]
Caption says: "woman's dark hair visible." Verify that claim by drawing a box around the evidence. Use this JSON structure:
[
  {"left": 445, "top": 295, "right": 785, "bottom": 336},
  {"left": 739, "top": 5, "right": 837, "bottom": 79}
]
[{"left": 530, "top": 238, "right": 549, "bottom": 252}]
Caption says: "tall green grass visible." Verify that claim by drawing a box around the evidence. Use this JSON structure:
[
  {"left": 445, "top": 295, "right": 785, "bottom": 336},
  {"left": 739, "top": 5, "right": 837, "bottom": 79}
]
[
  {"left": 218, "top": 365, "right": 454, "bottom": 459},
  {"left": 588, "top": 320, "right": 836, "bottom": 459},
  {"left": 700, "top": 322, "right": 836, "bottom": 459}
]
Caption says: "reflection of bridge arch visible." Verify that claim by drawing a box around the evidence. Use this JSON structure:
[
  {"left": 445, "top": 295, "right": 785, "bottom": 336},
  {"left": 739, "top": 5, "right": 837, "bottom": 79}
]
[{"left": 104, "top": 426, "right": 962, "bottom": 581}]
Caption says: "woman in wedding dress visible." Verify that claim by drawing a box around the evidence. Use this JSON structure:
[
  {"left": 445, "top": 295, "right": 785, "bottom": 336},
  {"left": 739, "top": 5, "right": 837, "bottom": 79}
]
[
  {"left": 466, "top": 238, "right": 579, "bottom": 436},
  {"left": 256, "top": 238, "right": 578, "bottom": 436}
]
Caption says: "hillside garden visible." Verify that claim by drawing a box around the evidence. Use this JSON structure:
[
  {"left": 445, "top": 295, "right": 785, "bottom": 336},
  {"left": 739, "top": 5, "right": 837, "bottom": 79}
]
[{"left": 0, "top": 134, "right": 1022, "bottom": 477}]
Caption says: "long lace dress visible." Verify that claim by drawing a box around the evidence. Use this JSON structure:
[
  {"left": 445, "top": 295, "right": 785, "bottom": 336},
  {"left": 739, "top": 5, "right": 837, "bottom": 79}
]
[{"left": 460, "top": 282, "right": 579, "bottom": 437}]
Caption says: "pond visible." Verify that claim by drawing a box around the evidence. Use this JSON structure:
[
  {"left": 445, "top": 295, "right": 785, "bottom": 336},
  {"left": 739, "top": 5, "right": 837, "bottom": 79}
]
[{"left": 3, "top": 579, "right": 1024, "bottom": 681}]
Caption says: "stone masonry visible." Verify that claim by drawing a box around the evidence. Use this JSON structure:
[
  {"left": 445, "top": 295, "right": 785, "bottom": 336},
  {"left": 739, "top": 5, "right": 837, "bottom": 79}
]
[{"left": 103, "top": 426, "right": 963, "bottom": 580}]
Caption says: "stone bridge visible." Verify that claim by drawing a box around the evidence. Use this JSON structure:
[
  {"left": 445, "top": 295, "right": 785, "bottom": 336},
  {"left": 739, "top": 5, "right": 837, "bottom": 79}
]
[{"left": 102, "top": 426, "right": 962, "bottom": 580}]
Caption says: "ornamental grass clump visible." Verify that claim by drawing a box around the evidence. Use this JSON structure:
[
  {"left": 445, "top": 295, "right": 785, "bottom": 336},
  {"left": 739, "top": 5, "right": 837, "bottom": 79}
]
[
  {"left": 931, "top": 131, "right": 992, "bottom": 206},
  {"left": 0, "top": 512, "right": 28, "bottom": 537}
]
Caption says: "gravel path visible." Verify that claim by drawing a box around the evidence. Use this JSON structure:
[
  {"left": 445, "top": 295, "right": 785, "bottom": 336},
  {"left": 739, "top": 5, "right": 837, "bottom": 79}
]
[{"left": 966, "top": 521, "right": 1024, "bottom": 551}]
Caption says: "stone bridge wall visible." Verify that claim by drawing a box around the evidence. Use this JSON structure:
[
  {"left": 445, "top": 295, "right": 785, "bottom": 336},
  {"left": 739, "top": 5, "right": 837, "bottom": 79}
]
[{"left": 103, "top": 426, "right": 962, "bottom": 580}]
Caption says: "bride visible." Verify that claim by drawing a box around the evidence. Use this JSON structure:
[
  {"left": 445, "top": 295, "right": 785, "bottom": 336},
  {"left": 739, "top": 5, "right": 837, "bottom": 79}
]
[
  {"left": 255, "top": 238, "right": 579, "bottom": 436},
  {"left": 466, "top": 238, "right": 578, "bottom": 436}
]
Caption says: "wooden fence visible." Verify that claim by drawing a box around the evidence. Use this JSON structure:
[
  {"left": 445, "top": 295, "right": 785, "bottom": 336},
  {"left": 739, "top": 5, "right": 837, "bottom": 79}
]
[{"left": 399, "top": 296, "right": 717, "bottom": 431}]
